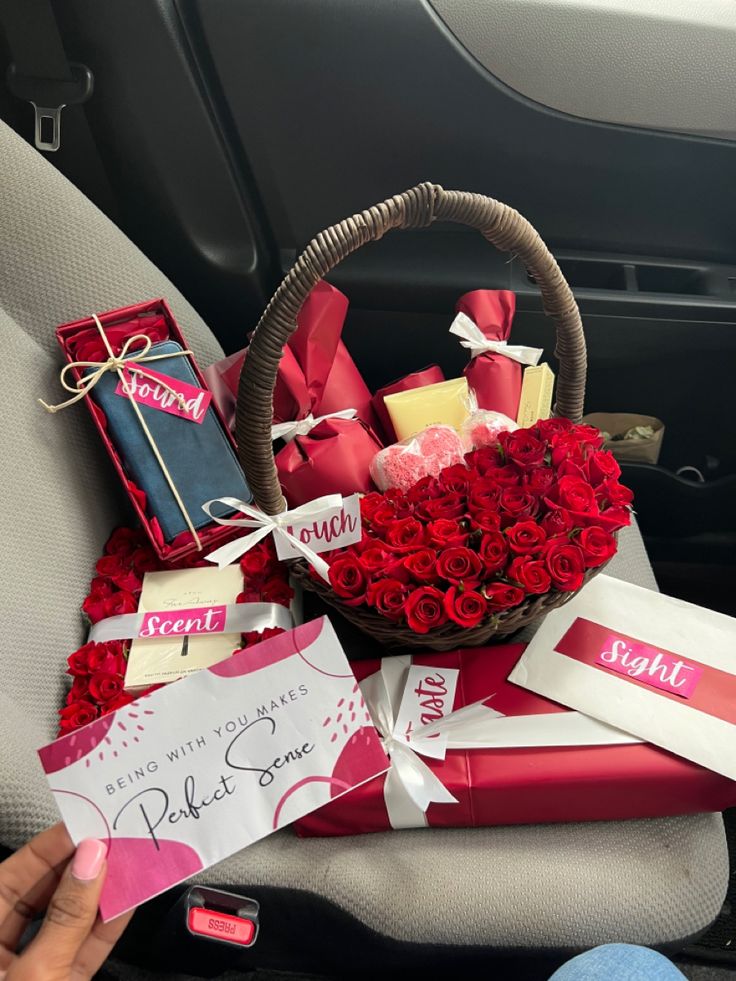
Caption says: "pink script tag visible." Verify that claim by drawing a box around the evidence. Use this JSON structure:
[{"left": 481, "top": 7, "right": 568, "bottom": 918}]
[
  {"left": 596, "top": 633, "right": 704, "bottom": 698},
  {"left": 139, "top": 605, "right": 227, "bottom": 638},
  {"left": 115, "top": 365, "right": 211, "bottom": 424}
]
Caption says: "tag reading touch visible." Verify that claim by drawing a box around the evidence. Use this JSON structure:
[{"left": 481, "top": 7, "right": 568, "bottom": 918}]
[{"left": 274, "top": 493, "right": 362, "bottom": 561}]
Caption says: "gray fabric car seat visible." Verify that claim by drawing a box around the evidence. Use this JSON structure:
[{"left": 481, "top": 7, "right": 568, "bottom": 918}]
[{"left": 0, "top": 118, "right": 728, "bottom": 963}]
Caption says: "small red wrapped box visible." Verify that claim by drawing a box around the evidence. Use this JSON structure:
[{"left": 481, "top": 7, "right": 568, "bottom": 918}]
[
  {"left": 454, "top": 289, "right": 528, "bottom": 420},
  {"left": 51, "top": 299, "right": 249, "bottom": 563},
  {"left": 295, "top": 644, "right": 736, "bottom": 836}
]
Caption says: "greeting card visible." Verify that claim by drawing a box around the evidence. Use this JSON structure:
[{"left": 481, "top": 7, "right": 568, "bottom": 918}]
[
  {"left": 509, "top": 575, "right": 736, "bottom": 780},
  {"left": 39, "top": 618, "right": 389, "bottom": 920}
]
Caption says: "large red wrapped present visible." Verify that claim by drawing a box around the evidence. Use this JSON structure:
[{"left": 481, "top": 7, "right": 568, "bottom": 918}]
[
  {"left": 295, "top": 643, "right": 736, "bottom": 836},
  {"left": 203, "top": 281, "right": 378, "bottom": 433},
  {"left": 451, "top": 290, "right": 543, "bottom": 421},
  {"left": 371, "top": 365, "right": 445, "bottom": 443}
]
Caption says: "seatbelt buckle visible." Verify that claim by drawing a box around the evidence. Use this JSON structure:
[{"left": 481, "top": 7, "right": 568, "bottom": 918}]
[
  {"left": 184, "top": 887, "right": 259, "bottom": 948},
  {"left": 6, "top": 61, "right": 93, "bottom": 151}
]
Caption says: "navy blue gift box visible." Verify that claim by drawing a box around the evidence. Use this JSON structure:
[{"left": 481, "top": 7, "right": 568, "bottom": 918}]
[{"left": 55, "top": 299, "right": 252, "bottom": 561}]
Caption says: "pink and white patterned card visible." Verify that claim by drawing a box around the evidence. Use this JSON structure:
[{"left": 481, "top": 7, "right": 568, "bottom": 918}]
[{"left": 38, "top": 618, "right": 388, "bottom": 921}]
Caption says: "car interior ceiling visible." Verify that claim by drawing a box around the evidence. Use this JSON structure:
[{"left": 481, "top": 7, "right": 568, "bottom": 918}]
[{"left": 1, "top": 0, "right": 735, "bottom": 978}]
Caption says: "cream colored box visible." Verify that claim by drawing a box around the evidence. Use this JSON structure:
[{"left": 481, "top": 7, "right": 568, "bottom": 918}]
[
  {"left": 384, "top": 377, "right": 470, "bottom": 441},
  {"left": 124, "top": 566, "right": 243, "bottom": 691},
  {"left": 516, "top": 363, "right": 555, "bottom": 428}
]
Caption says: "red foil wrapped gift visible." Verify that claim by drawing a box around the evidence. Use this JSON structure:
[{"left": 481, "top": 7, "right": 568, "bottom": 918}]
[
  {"left": 371, "top": 365, "right": 446, "bottom": 443},
  {"left": 295, "top": 644, "right": 736, "bottom": 836},
  {"left": 453, "top": 289, "right": 532, "bottom": 420},
  {"left": 202, "top": 281, "right": 378, "bottom": 434},
  {"left": 276, "top": 416, "right": 382, "bottom": 507}
]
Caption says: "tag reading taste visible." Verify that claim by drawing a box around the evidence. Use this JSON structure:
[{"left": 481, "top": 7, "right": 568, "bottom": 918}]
[
  {"left": 394, "top": 665, "right": 460, "bottom": 744},
  {"left": 116, "top": 365, "right": 211, "bottom": 423}
]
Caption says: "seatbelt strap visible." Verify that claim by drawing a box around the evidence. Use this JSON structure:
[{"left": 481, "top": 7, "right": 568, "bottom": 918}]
[{"left": 3, "top": 0, "right": 93, "bottom": 151}]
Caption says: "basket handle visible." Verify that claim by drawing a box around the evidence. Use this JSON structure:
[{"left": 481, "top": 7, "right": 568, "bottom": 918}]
[{"left": 237, "top": 182, "right": 586, "bottom": 514}]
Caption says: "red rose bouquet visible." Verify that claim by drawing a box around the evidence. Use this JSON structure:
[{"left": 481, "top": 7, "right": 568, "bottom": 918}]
[
  {"left": 59, "top": 527, "right": 293, "bottom": 736},
  {"left": 300, "top": 418, "right": 632, "bottom": 650}
]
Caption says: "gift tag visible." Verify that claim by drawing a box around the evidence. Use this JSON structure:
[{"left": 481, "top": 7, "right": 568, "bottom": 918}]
[
  {"left": 115, "top": 365, "right": 212, "bottom": 424},
  {"left": 274, "top": 493, "right": 362, "bottom": 561},
  {"left": 393, "top": 665, "right": 459, "bottom": 759}
]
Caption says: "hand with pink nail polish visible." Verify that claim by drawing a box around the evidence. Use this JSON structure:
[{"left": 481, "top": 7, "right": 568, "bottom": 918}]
[{"left": 0, "top": 823, "right": 134, "bottom": 979}]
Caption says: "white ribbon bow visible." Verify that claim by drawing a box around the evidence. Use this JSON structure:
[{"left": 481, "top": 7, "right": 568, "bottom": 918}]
[
  {"left": 202, "top": 495, "right": 345, "bottom": 582},
  {"left": 362, "top": 655, "right": 641, "bottom": 830},
  {"left": 271, "top": 408, "right": 358, "bottom": 442},
  {"left": 449, "top": 311, "right": 543, "bottom": 366}
]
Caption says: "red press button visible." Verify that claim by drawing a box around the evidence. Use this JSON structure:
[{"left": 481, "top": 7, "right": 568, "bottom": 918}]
[{"left": 187, "top": 907, "right": 256, "bottom": 946}]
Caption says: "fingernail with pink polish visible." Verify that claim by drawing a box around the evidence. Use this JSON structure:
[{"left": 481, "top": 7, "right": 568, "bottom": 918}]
[{"left": 71, "top": 839, "right": 107, "bottom": 881}]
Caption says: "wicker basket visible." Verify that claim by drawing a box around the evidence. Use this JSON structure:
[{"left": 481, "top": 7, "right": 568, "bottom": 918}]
[{"left": 236, "top": 182, "right": 613, "bottom": 651}]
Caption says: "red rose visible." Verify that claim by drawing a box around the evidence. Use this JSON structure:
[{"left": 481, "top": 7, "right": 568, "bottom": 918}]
[
  {"left": 385, "top": 517, "right": 427, "bottom": 552},
  {"left": 89, "top": 576, "right": 114, "bottom": 598},
  {"left": 550, "top": 434, "right": 588, "bottom": 467},
  {"left": 58, "top": 700, "right": 98, "bottom": 734},
  {"left": 404, "top": 586, "right": 447, "bottom": 633},
  {"left": 427, "top": 518, "right": 469, "bottom": 548},
  {"left": 130, "top": 546, "right": 159, "bottom": 576},
  {"left": 468, "top": 478, "right": 502, "bottom": 512},
  {"left": 67, "top": 642, "right": 95, "bottom": 677},
  {"left": 506, "top": 520, "right": 547, "bottom": 555},
  {"left": 443, "top": 586, "right": 488, "bottom": 628},
  {"left": 478, "top": 531, "right": 509, "bottom": 573},
  {"left": 371, "top": 501, "right": 399, "bottom": 533},
  {"left": 436, "top": 547, "right": 483, "bottom": 586},
  {"left": 328, "top": 556, "right": 368, "bottom": 606},
  {"left": 465, "top": 445, "right": 505, "bottom": 474},
  {"left": 240, "top": 543, "right": 274, "bottom": 580},
  {"left": 81, "top": 592, "right": 108, "bottom": 624},
  {"left": 499, "top": 486, "right": 538, "bottom": 520},
  {"left": 101, "top": 690, "right": 138, "bottom": 713},
  {"left": 578, "top": 526, "right": 617, "bottom": 568},
  {"left": 95, "top": 553, "right": 141, "bottom": 592},
  {"left": 588, "top": 505, "right": 631, "bottom": 532},
  {"left": 105, "top": 526, "right": 142, "bottom": 556},
  {"left": 524, "top": 466, "right": 555, "bottom": 496},
  {"left": 405, "top": 475, "right": 444, "bottom": 504},
  {"left": 587, "top": 450, "right": 621, "bottom": 486},
  {"left": 361, "top": 492, "right": 389, "bottom": 523},
  {"left": 366, "top": 578, "right": 410, "bottom": 621},
  {"left": 103, "top": 590, "right": 138, "bottom": 617},
  {"left": 536, "top": 417, "right": 573, "bottom": 440},
  {"left": 417, "top": 493, "right": 466, "bottom": 521},
  {"left": 66, "top": 677, "right": 90, "bottom": 704},
  {"left": 469, "top": 509, "right": 503, "bottom": 533},
  {"left": 596, "top": 479, "right": 634, "bottom": 509},
  {"left": 540, "top": 509, "right": 575, "bottom": 538},
  {"left": 500, "top": 430, "right": 547, "bottom": 469},
  {"left": 87, "top": 641, "right": 126, "bottom": 675},
  {"left": 358, "top": 545, "right": 391, "bottom": 574},
  {"left": 403, "top": 548, "right": 439, "bottom": 583},
  {"left": 548, "top": 476, "right": 599, "bottom": 515},
  {"left": 88, "top": 671, "right": 124, "bottom": 705},
  {"left": 262, "top": 575, "right": 294, "bottom": 608},
  {"left": 545, "top": 542, "right": 586, "bottom": 591},
  {"left": 240, "top": 626, "right": 286, "bottom": 648},
  {"left": 438, "top": 463, "right": 473, "bottom": 494},
  {"left": 480, "top": 465, "right": 520, "bottom": 487},
  {"left": 484, "top": 582, "right": 525, "bottom": 611},
  {"left": 569, "top": 424, "right": 605, "bottom": 448},
  {"left": 508, "top": 556, "right": 552, "bottom": 594}
]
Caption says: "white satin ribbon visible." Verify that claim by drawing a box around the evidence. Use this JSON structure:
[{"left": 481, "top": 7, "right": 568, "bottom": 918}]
[
  {"left": 361, "top": 655, "right": 642, "bottom": 830},
  {"left": 88, "top": 601, "right": 292, "bottom": 643},
  {"left": 202, "top": 495, "right": 343, "bottom": 582},
  {"left": 450, "top": 311, "right": 543, "bottom": 365},
  {"left": 271, "top": 408, "right": 358, "bottom": 442}
]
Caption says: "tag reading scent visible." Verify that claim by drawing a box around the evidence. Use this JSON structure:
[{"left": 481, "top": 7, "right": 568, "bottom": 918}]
[
  {"left": 115, "top": 365, "right": 212, "bottom": 424},
  {"left": 139, "top": 605, "right": 228, "bottom": 639}
]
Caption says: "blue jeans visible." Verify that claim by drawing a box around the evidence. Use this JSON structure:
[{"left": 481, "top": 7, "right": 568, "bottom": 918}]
[{"left": 549, "top": 944, "right": 686, "bottom": 979}]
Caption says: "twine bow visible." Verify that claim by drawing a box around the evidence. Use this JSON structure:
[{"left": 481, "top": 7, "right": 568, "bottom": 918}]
[
  {"left": 202, "top": 494, "right": 347, "bottom": 582},
  {"left": 271, "top": 408, "right": 358, "bottom": 442},
  {"left": 449, "top": 311, "right": 543, "bottom": 366},
  {"left": 40, "top": 313, "right": 202, "bottom": 548}
]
